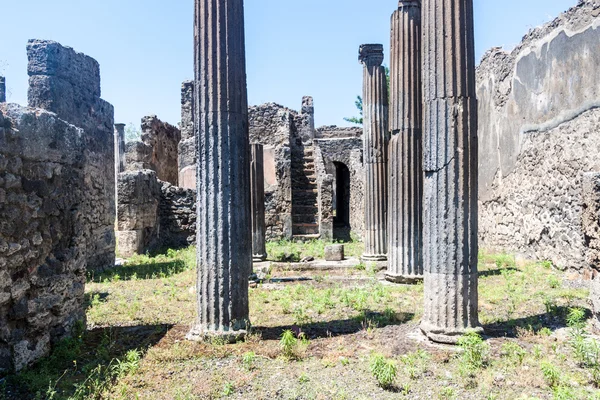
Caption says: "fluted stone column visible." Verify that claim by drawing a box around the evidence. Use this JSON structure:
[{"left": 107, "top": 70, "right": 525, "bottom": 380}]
[
  {"left": 421, "top": 0, "right": 481, "bottom": 343},
  {"left": 188, "top": 0, "right": 252, "bottom": 341},
  {"left": 0, "top": 77, "right": 5, "bottom": 103},
  {"left": 387, "top": 0, "right": 423, "bottom": 284},
  {"left": 251, "top": 143, "right": 267, "bottom": 262},
  {"left": 360, "top": 44, "right": 389, "bottom": 262}
]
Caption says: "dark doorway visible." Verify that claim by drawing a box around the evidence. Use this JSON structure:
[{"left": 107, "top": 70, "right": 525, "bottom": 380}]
[{"left": 333, "top": 162, "right": 351, "bottom": 241}]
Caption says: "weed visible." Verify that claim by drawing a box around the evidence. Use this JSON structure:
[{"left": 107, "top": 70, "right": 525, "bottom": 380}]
[
  {"left": 280, "top": 330, "right": 298, "bottom": 360},
  {"left": 401, "top": 349, "right": 430, "bottom": 380},
  {"left": 242, "top": 351, "right": 256, "bottom": 370},
  {"left": 439, "top": 386, "right": 455, "bottom": 399},
  {"left": 298, "top": 373, "right": 310, "bottom": 384},
  {"left": 501, "top": 341, "right": 527, "bottom": 365},
  {"left": 541, "top": 362, "right": 562, "bottom": 388},
  {"left": 222, "top": 382, "right": 235, "bottom": 396},
  {"left": 548, "top": 275, "right": 562, "bottom": 289},
  {"left": 370, "top": 353, "right": 397, "bottom": 390},
  {"left": 457, "top": 331, "right": 489, "bottom": 374}
]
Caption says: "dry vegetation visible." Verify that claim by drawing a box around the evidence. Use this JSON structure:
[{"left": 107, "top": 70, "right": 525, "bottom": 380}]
[{"left": 1, "top": 242, "right": 599, "bottom": 399}]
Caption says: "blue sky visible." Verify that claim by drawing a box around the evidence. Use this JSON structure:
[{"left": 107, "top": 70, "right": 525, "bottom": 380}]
[{"left": 0, "top": 0, "right": 576, "bottom": 128}]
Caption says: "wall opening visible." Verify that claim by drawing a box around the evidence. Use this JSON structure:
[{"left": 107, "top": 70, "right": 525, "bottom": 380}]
[{"left": 333, "top": 161, "right": 351, "bottom": 240}]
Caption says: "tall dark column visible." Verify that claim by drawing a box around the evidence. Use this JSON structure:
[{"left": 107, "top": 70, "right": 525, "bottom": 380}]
[
  {"left": 360, "top": 44, "right": 389, "bottom": 262},
  {"left": 421, "top": 0, "right": 481, "bottom": 343},
  {"left": 0, "top": 77, "right": 5, "bottom": 103},
  {"left": 387, "top": 0, "right": 423, "bottom": 284},
  {"left": 251, "top": 143, "right": 267, "bottom": 262},
  {"left": 188, "top": 0, "right": 252, "bottom": 341}
]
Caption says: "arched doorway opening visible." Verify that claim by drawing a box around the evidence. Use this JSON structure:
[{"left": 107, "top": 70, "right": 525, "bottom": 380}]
[{"left": 333, "top": 161, "right": 351, "bottom": 241}]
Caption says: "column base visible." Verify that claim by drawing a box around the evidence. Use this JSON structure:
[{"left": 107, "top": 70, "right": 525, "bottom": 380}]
[
  {"left": 385, "top": 273, "right": 423, "bottom": 284},
  {"left": 252, "top": 253, "right": 268, "bottom": 262},
  {"left": 420, "top": 321, "right": 484, "bottom": 345},
  {"left": 186, "top": 324, "right": 248, "bottom": 343}
]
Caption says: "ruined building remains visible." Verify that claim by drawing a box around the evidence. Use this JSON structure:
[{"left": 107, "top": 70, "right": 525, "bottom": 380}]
[
  {"left": 420, "top": 0, "right": 481, "bottom": 344},
  {"left": 0, "top": 40, "right": 115, "bottom": 373},
  {"left": 387, "top": 0, "right": 423, "bottom": 283},
  {"left": 188, "top": 0, "right": 252, "bottom": 340},
  {"left": 125, "top": 115, "right": 181, "bottom": 186},
  {"left": 179, "top": 80, "right": 195, "bottom": 190},
  {"left": 360, "top": 44, "right": 389, "bottom": 261},
  {"left": 477, "top": 1, "right": 600, "bottom": 272}
]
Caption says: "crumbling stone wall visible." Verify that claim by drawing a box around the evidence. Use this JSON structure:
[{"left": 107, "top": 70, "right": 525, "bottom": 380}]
[
  {"left": 0, "top": 103, "right": 87, "bottom": 374},
  {"left": 477, "top": 1, "right": 600, "bottom": 270},
  {"left": 125, "top": 116, "right": 181, "bottom": 186},
  {"left": 314, "top": 136, "right": 364, "bottom": 239},
  {"left": 178, "top": 81, "right": 195, "bottom": 189},
  {"left": 584, "top": 173, "right": 600, "bottom": 329},
  {"left": 316, "top": 126, "right": 362, "bottom": 139},
  {"left": 249, "top": 103, "right": 294, "bottom": 240},
  {"left": 117, "top": 171, "right": 195, "bottom": 257},
  {"left": 27, "top": 39, "right": 115, "bottom": 272}
]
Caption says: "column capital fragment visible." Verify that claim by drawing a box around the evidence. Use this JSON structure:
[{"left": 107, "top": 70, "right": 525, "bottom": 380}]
[{"left": 359, "top": 44, "right": 384, "bottom": 67}]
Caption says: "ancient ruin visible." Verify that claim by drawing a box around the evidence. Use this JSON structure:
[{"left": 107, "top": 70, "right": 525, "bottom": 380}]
[
  {"left": 251, "top": 143, "right": 267, "bottom": 262},
  {"left": 359, "top": 44, "right": 389, "bottom": 262},
  {"left": 386, "top": 0, "right": 423, "bottom": 284},
  {"left": 0, "top": 40, "right": 115, "bottom": 372},
  {"left": 0, "top": 0, "right": 600, "bottom": 395},
  {"left": 420, "top": 0, "right": 481, "bottom": 343},
  {"left": 187, "top": 0, "right": 252, "bottom": 340}
]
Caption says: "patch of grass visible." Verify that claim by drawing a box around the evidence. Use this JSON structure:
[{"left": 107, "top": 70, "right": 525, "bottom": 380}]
[
  {"left": 369, "top": 353, "right": 398, "bottom": 390},
  {"left": 457, "top": 331, "right": 489, "bottom": 375}
]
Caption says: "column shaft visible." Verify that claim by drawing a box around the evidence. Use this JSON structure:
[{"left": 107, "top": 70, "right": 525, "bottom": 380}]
[
  {"left": 421, "top": 0, "right": 481, "bottom": 343},
  {"left": 0, "top": 77, "right": 5, "bottom": 103},
  {"left": 387, "top": 1, "right": 423, "bottom": 284},
  {"left": 251, "top": 143, "right": 267, "bottom": 262},
  {"left": 360, "top": 44, "right": 389, "bottom": 262},
  {"left": 189, "top": 0, "right": 252, "bottom": 340}
]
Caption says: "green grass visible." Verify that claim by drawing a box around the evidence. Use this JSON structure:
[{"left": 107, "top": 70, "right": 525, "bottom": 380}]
[
  {"left": 3, "top": 247, "right": 599, "bottom": 400},
  {"left": 266, "top": 239, "right": 364, "bottom": 262}
]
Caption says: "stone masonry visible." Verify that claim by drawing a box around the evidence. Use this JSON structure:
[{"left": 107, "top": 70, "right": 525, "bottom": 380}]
[
  {"left": 125, "top": 115, "right": 181, "bottom": 186},
  {"left": 584, "top": 172, "right": 600, "bottom": 328},
  {"left": 188, "top": 0, "right": 252, "bottom": 340},
  {"left": 387, "top": 0, "right": 423, "bottom": 284},
  {"left": 477, "top": 1, "right": 600, "bottom": 271},
  {"left": 421, "top": 0, "right": 481, "bottom": 344},
  {"left": 27, "top": 39, "right": 115, "bottom": 273},
  {"left": 360, "top": 44, "right": 389, "bottom": 261},
  {"left": 179, "top": 81, "right": 196, "bottom": 189}
]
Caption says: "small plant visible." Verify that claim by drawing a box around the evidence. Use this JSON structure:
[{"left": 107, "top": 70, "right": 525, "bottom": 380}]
[
  {"left": 242, "top": 351, "right": 256, "bottom": 370},
  {"left": 547, "top": 275, "right": 561, "bottom": 289},
  {"left": 439, "top": 386, "right": 455, "bottom": 399},
  {"left": 457, "top": 331, "right": 489, "bottom": 374},
  {"left": 279, "top": 330, "right": 309, "bottom": 360},
  {"left": 369, "top": 353, "right": 397, "bottom": 390},
  {"left": 222, "top": 382, "right": 235, "bottom": 396},
  {"left": 401, "top": 349, "right": 431, "bottom": 380},
  {"left": 298, "top": 373, "right": 310, "bottom": 383},
  {"left": 541, "top": 362, "right": 561, "bottom": 388},
  {"left": 501, "top": 341, "right": 527, "bottom": 365}
]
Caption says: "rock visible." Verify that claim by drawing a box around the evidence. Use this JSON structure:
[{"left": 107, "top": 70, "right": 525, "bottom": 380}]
[{"left": 324, "top": 245, "right": 344, "bottom": 261}]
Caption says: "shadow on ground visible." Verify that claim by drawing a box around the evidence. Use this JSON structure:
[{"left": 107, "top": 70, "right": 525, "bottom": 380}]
[
  {"left": 87, "top": 259, "right": 188, "bottom": 282},
  {"left": 483, "top": 306, "right": 592, "bottom": 338},
  {"left": 256, "top": 310, "right": 415, "bottom": 340},
  {"left": 3, "top": 324, "right": 172, "bottom": 400}
]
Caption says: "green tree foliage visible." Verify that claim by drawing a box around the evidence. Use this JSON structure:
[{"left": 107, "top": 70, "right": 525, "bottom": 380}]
[{"left": 344, "top": 66, "right": 390, "bottom": 126}]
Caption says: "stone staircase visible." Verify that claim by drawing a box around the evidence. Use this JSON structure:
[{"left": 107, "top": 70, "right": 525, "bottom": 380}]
[{"left": 292, "top": 146, "right": 319, "bottom": 239}]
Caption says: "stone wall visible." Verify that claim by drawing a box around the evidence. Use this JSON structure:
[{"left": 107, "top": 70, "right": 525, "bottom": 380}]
[
  {"left": 314, "top": 137, "right": 364, "bottom": 239},
  {"left": 27, "top": 39, "right": 115, "bottom": 272},
  {"left": 477, "top": 1, "right": 600, "bottom": 271},
  {"left": 316, "top": 125, "right": 362, "bottom": 139},
  {"left": 0, "top": 103, "right": 87, "bottom": 374},
  {"left": 249, "top": 103, "right": 294, "bottom": 240},
  {"left": 178, "top": 81, "right": 195, "bottom": 189},
  {"left": 117, "top": 171, "right": 195, "bottom": 257},
  {"left": 125, "top": 116, "right": 180, "bottom": 186}
]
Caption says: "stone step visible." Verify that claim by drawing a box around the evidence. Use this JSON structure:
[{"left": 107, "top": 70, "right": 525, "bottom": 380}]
[
  {"left": 291, "top": 234, "right": 321, "bottom": 242},
  {"left": 294, "top": 205, "right": 319, "bottom": 214}
]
